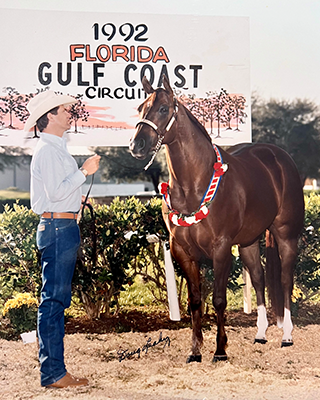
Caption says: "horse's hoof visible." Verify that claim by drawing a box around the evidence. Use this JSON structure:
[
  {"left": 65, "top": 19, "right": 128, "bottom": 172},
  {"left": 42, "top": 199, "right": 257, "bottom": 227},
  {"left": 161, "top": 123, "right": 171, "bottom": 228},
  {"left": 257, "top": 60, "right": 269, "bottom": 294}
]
[
  {"left": 254, "top": 338, "right": 267, "bottom": 344},
  {"left": 212, "top": 354, "right": 228, "bottom": 363},
  {"left": 281, "top": 340, "right": 293, "bottom": 348},
  {"left": 186, "top": 355, "right": 202, "bottom": 363}
]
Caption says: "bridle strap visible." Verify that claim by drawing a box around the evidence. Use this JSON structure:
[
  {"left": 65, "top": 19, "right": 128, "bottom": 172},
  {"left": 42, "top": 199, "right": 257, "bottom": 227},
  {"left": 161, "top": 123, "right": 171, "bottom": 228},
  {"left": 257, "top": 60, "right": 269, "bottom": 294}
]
[
  {"left": 136, "top": 99, "right": 178, "bottom": 170},
  {"left": 136, "top": 118, "right": 159, "bottom": 132},
  {"left": 136, "top": 99, "right": 178, "bottom": 138},
  {"left": 164, "top": 113, "right": 176, "bottom": 132}
]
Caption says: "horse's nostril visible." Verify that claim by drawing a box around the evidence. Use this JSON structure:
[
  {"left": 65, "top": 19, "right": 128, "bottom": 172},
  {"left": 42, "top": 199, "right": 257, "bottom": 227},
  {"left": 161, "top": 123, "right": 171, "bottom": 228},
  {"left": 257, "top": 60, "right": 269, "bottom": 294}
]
[{"left": 137, "top": 138, "right": 145, "bottom": 151}]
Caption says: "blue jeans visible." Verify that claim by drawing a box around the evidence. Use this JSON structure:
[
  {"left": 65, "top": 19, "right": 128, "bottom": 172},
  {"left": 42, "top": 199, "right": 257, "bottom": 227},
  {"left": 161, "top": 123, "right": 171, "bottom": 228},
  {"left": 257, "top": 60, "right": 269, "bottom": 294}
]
[{"left": 36, "top": 217, "right": 80, "bottom": 387}]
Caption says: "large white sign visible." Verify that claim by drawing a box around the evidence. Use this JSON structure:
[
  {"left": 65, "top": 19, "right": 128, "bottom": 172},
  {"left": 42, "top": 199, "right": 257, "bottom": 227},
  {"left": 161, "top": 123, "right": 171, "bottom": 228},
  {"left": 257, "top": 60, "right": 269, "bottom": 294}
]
[{"left": 0, "top": 9, "right": 251, "bottom": 150}]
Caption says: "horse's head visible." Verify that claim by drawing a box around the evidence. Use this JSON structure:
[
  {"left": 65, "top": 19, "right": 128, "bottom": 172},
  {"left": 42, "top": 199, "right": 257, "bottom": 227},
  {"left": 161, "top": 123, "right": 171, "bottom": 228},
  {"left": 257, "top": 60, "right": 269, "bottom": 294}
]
[{"left": 129, "top": 75, "right": 177, "bottom": 161}]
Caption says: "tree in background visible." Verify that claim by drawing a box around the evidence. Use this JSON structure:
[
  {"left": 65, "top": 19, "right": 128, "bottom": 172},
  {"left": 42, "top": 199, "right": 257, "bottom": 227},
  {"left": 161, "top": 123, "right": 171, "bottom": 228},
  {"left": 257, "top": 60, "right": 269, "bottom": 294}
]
[
  {"left": 0, "top": 148, "right": 30, "bottom": 176},
  {"left": 0, "top": 87, "right": 32, "bottom": 129},
  {"left": 252, "top": 95, "right": 320, "bottom": 184},
  {"left": 94, "top": 146, "right": 168, "bottom": 193}
]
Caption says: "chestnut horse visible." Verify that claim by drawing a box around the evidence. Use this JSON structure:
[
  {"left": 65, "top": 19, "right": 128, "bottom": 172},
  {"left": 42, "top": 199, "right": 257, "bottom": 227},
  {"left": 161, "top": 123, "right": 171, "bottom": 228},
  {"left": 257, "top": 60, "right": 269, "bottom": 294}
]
[{"left": 129, "top": 76, "right": 304, "bottom": 363}]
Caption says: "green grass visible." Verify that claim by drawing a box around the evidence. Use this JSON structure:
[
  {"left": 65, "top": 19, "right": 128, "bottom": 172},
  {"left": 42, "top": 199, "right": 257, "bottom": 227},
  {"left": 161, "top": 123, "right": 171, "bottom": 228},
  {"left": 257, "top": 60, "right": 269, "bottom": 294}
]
[
  {"left": 0, "top": 188, "right": 30, "bottom": 200},
  {"left": 119, "top": 276, "right": 166, "bottom": 307},
  {"left": 118, "top": 274, "right": 253, "bottom": 314}
]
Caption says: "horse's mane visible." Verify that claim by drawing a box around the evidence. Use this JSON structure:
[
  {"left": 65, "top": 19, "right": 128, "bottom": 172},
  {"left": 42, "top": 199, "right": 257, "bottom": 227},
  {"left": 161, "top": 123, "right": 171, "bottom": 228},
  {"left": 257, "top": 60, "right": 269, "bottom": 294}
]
[{"left": 179, "top": 101, "right": 213, "bottom": 145}]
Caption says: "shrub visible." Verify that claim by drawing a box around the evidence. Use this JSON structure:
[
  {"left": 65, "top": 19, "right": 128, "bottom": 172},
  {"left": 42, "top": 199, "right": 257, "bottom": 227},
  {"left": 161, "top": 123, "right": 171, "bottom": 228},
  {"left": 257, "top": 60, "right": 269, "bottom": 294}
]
[
  {"left": 125, "top": 197, "right": 170, "bottom": 306},
  {"left": 0, "top": 203, "right": 40, "bottom": 305},
  {"left": 2, "top": 292, "right": 38, "bottom": 334},
  {"left": 75, "top": 197, "right": 169, "bottom": 319},
  {"left": 295, "top": 193, "right": 320, "bottom": 303}
]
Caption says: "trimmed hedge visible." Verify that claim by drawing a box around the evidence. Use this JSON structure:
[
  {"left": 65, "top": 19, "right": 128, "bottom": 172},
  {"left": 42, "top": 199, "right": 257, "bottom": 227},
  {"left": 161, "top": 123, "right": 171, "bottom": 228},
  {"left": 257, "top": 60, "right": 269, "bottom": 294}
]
[
  {"left": 0, "top": 199, "right": 30, "bottom": 214},
  {"left": 1, "top": 194, "right": 320, "bottom": 318}
]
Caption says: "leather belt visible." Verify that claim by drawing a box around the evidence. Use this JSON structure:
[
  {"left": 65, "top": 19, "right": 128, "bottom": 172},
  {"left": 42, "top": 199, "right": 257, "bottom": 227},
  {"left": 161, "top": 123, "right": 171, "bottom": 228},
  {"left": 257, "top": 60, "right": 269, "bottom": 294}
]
[{"left": 41, "top": 212, "right": 78, "bottom": 220}]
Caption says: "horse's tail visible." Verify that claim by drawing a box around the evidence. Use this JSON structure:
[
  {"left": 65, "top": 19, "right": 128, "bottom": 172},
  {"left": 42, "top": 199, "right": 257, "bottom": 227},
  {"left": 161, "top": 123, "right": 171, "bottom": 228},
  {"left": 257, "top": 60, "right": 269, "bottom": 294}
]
[{"left": 265, "top": 230, "right": 284, "bottom": 319}]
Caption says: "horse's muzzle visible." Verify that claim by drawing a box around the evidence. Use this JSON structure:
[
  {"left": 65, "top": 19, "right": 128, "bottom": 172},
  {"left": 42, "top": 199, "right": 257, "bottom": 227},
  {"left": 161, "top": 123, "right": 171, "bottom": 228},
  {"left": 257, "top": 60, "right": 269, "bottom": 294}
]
[{"left": 129, "top": 137, "right": 148, "bottom": 159}]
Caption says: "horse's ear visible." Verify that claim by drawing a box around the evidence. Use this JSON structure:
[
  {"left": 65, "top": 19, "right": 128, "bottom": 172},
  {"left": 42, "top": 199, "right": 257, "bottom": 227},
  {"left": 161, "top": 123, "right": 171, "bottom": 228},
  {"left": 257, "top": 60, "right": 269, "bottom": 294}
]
[
  {"left": 142, "top": 76, "right": 155, "bottom": 94},
  {"left": 162, "top": 74, "right": 173, "bottom": 96}
]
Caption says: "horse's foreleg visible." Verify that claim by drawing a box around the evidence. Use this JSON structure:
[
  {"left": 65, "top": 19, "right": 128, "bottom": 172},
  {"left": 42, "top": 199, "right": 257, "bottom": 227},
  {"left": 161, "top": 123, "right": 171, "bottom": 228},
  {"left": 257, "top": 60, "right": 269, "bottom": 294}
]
[
  {"left": 240, "top": 241, "right": 269, "bottom": 343},
  {"left": 186, "top": 261, "right": 203, "bottom": 363},
  {"left": 212, "top": 244, "right": 232, "bottom": 362},
  {"left": 171, "top": 240, "right": 203, "bottom": 363}
]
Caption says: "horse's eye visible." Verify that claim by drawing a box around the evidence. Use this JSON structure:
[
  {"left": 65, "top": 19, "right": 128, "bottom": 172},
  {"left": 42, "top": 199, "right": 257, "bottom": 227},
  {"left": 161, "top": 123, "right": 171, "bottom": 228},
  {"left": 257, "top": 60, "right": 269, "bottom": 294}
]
[{"left": 159, "top": 105, "right": 169, "bottom": 115}]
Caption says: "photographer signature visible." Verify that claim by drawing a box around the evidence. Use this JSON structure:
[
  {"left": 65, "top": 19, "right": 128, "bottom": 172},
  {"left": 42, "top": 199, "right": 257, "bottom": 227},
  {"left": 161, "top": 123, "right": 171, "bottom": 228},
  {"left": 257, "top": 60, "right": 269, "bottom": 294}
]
[{"left": 117, "top": 332, "right": 171, "bottom": 362}]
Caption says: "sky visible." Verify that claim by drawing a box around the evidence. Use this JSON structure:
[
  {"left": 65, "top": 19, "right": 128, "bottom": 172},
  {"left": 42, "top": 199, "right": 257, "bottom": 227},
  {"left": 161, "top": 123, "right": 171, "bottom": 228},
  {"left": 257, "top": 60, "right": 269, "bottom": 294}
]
[{"left": 1, "top": 0, "right": 320, "bottom": 104}]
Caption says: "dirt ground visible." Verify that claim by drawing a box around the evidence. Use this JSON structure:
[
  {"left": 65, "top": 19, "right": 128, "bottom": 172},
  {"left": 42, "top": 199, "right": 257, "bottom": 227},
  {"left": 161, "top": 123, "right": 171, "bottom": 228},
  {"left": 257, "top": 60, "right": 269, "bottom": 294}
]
[{"left": 1, "top": 305, "right": 320, "bottom": 400}]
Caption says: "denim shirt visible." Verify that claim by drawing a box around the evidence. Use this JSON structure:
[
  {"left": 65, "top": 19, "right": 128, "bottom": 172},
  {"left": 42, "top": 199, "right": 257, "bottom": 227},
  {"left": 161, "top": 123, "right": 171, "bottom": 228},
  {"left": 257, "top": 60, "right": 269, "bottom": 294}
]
[{"left": 30, "top": 132, "right": 85, "bottom": 215}]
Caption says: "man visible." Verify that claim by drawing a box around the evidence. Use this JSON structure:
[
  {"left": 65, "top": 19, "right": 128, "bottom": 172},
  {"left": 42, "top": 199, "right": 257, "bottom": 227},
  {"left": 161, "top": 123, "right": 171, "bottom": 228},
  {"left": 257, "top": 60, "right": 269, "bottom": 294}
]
[{"left": 25, "top": 91, "right": 101, "bottom": 388}]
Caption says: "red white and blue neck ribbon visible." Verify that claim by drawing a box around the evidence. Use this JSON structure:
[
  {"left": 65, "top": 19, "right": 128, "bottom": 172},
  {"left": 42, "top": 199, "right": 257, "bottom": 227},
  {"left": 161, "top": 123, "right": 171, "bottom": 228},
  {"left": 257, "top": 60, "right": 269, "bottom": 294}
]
[{"left": 159, "top": 144, "right": 228, "bottom": 227}]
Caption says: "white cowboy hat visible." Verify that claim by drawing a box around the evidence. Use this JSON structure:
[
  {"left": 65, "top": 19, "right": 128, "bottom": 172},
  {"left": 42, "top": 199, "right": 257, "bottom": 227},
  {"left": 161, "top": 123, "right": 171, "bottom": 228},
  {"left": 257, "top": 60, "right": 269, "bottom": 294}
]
[{"left": 24, "top": 91, "right": 77, "bottom": 132}]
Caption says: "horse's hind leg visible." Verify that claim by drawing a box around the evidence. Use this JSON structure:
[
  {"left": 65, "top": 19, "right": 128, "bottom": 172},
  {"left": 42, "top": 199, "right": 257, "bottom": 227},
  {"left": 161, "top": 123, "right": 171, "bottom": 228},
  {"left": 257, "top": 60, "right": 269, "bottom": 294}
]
[
  {"left": 171, "top": 240, "right": 203, "bottom": 363},
  {"left": 240, "top": 240, "right": 268, "bottom": 343},
  {"left": 269, "top": 229, "right": 298, "bottom": 347}
]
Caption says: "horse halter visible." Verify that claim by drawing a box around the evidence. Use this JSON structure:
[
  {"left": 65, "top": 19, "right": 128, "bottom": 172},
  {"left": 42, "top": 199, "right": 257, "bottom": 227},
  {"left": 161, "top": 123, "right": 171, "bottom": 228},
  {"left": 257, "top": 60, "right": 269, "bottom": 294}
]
[{"left": 136, "top": 99, "right": 178, "bottom": 170}]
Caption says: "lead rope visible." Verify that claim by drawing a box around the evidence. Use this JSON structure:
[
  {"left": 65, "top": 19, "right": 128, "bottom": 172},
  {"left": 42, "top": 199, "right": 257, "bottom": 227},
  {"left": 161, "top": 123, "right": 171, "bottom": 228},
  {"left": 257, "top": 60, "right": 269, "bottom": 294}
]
[
  {"left": 144, "top": 135, "right": 165, "bottom": 171},
  {"left": 77, "top": 173, "right": 97, "bottom": 270},
  {"left": 77, "top": 173, "right": 94, "bottom": 224}
]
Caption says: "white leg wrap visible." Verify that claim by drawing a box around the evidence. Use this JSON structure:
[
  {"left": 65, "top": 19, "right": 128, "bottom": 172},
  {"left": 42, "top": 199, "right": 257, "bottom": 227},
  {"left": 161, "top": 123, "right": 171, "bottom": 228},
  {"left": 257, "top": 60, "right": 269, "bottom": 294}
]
[
  {"left": 277, "top": 316, "right": 283, "bottom": 329},
  {"left": 256, "top": 305, "right": 268, "bottom": 340},
  {"left": 281, "top": 307, "right": 293, "bottom": 343}
]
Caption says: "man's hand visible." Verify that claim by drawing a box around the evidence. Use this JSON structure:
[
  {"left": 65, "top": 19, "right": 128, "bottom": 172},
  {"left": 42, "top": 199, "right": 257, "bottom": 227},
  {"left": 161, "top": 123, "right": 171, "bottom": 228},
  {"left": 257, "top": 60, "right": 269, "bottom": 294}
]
[{"left": 81, "top": 154, "right": 101, "bottom": 176}]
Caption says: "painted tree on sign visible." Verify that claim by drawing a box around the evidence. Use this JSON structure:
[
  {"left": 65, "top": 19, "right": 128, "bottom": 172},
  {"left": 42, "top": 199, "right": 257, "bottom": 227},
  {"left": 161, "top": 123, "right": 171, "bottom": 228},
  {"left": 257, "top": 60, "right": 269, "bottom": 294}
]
[
  {"left": 204, "top": 89, "right": 229, "bottom": 137},
  {"left": 0, "top": 87, "right": 32, "bottom": 129},
  {"left": 182, "top": 94, "right": 209, "bottom": 127},
  {"left": 180, "top": 89, "right": 248, "bottom": 137},
  {"left": 68, "top": 94, "right": 90, "bottom": 133},
  {"left": 223, "top": 90, "right": 235, "bottom": 130},
  {"left": 232, "top": 94, "right": 247, "bottom": 131}
]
